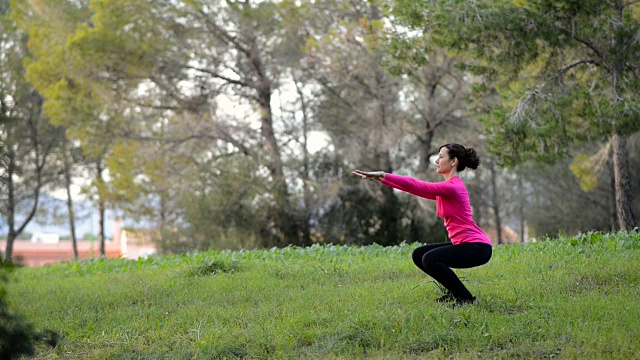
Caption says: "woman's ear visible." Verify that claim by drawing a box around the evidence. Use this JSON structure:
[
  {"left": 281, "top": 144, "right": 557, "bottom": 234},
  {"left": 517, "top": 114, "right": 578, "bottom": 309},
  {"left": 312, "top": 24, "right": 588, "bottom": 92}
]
[{"left": 452, "top": 157, "right": 459, "bottom": 168}]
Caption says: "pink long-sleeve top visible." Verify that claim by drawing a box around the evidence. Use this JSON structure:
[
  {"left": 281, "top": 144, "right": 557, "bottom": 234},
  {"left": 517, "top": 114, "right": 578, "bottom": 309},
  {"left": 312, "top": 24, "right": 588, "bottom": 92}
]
[{"left": 381, "top": 174, "right": 492, "bottom": 246}]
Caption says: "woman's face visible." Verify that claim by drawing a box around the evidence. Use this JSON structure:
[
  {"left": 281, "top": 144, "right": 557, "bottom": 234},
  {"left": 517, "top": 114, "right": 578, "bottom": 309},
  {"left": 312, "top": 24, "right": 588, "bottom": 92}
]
[{"left": 435, "top": 147, "right": 456, "bottom": 174}]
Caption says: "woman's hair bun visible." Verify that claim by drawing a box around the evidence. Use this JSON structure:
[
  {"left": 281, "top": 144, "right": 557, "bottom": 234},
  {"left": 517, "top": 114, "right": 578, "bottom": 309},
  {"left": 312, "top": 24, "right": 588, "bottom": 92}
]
[{"left": 465, "top": 148, "right": 480, "bottom": 170}]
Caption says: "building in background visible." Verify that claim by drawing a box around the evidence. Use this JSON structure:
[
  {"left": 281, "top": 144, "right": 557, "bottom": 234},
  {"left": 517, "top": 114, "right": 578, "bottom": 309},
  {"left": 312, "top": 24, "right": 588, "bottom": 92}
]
[{"left": 0, "top": 218, "right": 157, "bottom": 266}]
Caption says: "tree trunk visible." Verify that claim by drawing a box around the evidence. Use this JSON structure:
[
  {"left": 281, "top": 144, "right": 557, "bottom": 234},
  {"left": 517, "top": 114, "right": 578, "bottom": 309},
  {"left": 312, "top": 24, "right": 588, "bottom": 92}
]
[
  {"left": 517, "top": 174, "right": 525, "bottom": 243},
  {"left": 610, "top": 5, "right": 637, "bottom": 231},
  {"left": 490, "top": 160, "right": 502, "bottom": 244},
  {"left": 3, "top": 121, "right": 44, "bottom": 262},
  {"left": 258, "top": 91, "right": 283, "bottom": 179},
  {"left": 4, "top": 173, "right": 43, "bottom": 262},
  {"left": 416, "top": 55, "right": 463, "bottom": 177},
  {"left": 417, "top": 65, "right": 441, "bottom": 176},
  {"left": 159, "top": 192, "right": 168, "bottom": 249},
  {"left": 378, "top": 150, "right": 399, "bottom": 246},
  {"left": 5, "top": 231, "right": 16, "bottom": 262},
  {"left": 4, "top": 142, "right": 17, "bottom": 261},
  {"left": 250, "top": 33, "right": 297, "bottom": 245},
  {"left": 418, "top": 130, "right": 435, "bottom": 176},
  {"left": 294, "top": 73, "right": 313, "bottom": 247},
  {"left": 373, "top": 59, "right": 400, "bottom": 246},
  {"left": 609, "top": 161, "right": 618, "bottom": 231},
  {"left": 259, "top": 89, "right": 297, "bottom": 245},
  {"left": 95, "top": 159, "right": 107, "bottom": 257},
  {"left": 98, "top": 199, "right": 106, "bottom": 257},
  {"left": 611, "top": 134, "right": 637, "bottom": 230},
  {"left": 63, "top": 141, "right": 78, "bottom": 260}
]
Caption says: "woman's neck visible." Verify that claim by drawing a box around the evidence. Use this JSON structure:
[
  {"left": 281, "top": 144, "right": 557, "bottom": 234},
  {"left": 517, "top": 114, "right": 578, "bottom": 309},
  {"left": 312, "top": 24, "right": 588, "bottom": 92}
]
[{"left": 443, "top": 171, "right": 458, "bottom": 181}]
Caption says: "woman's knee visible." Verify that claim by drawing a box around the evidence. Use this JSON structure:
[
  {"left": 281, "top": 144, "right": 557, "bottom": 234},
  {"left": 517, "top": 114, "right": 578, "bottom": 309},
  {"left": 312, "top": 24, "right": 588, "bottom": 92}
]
[
  {"left": 411, "top": 248, "right": 425, "bottom": 267},
  {"left": 421, "top": 251, "right": 437, "bottom": 270},
  {"left": 413, "top": 243, "right": 450, "bottom": 271}
]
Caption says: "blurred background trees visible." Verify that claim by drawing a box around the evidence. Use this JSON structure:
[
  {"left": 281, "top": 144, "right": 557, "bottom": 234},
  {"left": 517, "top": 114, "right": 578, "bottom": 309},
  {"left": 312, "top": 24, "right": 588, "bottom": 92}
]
[
  {"left": 1, "top": 0, "right": 67, "bottom": 260},
  {"left": 2, "top": 0, "right": 639, "bottom": 259}
]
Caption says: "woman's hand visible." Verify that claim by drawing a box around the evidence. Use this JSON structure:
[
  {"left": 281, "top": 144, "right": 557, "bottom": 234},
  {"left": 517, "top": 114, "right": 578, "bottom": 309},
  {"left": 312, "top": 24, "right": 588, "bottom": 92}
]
[{"left": 352, "top": 170, "right": 386, "bottom": 181}]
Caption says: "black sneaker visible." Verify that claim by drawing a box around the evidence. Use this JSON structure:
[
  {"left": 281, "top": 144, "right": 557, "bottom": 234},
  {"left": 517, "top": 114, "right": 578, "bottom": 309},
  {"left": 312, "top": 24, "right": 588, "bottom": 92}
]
[{"left": 436, "top": 292, "right": 455, "bottom": 303}]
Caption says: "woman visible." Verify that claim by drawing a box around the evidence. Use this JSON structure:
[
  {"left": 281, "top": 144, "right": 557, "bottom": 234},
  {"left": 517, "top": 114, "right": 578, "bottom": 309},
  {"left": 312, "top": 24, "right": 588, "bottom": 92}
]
[{"left": 353, "top": 143, "right": 492, "bottom": 306}]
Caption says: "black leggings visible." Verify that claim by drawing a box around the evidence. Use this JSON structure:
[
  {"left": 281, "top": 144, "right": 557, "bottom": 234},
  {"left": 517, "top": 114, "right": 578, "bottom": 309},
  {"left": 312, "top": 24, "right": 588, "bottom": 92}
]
[{"left": 412, "top": 242, "right": 492, "bottom": 301}]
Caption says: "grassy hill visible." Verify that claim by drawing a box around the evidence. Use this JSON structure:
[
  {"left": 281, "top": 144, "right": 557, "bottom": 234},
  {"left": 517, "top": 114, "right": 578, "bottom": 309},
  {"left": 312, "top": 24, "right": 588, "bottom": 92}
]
[{"left": 6, "top": 231, "right": 640, "bottom": 359}]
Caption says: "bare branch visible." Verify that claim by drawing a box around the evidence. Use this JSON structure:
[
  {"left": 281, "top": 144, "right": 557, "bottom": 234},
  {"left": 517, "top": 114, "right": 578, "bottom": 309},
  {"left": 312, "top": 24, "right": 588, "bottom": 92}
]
[
  {"left": 148, "top": 74, "right": 188, "bottom": 105},
  {"left": 185, "top": 65, "right": 252, "bottom": 88},
  {"left": 118, "top": 132, "right": 255, "bottom": 158},
  {"left": 550, "top": 19, "right": 607, "bottom": 63},
  {"left": 192, "top": 6, "right": 252, "bottom": 59},
  {"left": 316, "top": 76, "right": 355, "bottom": 109},
  {"left": 410, "top": 99, "right": 431, "bottom": 127},
  {"left": 569, "top": 34, "right": 605, "bottom": 62},
  {"left": 352, "top": 74, "right": 375, "bottom": 98},
  {"left": 124, "top": 101, "right": 183, "bottom": 111},
  {"left": 509, "top": 85, "right": 546, "bottom": 126},
  {"left": 557, "top": 59, "right": 598, "bottom": 76}
]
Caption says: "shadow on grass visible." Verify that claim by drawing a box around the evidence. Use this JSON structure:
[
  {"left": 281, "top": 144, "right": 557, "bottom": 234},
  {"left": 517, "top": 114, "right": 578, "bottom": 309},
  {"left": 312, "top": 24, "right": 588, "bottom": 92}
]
[{"left": 1, "top": 257, "right": 59, "bottom": 359}]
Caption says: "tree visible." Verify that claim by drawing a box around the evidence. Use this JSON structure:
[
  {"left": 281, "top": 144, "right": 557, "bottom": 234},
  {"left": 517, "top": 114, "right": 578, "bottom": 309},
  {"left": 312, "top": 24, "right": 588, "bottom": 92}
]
[
  {"left": 405, "top": 52, "right": 470, "bottom": 177},
  {"left": 61, "top": 138, "right": 82, "bottom": 259},
  {"left": 304, "top": 1, "right": 409, "bottom": 245},
  {"left": 178, "top": 0, "right": 301, "bottom": 243},
  {"left": 1, "top": 3, "right": 65, "bottom": 261},
  {"left": 20, "top": 0, "right": 324, "bottom": 246},
  {"left": 1, "top": 89, "right": 65, "bottom": 262},
  {"left": 12, "top": 0, "right": 148, "bottom": 256},
  {"left": 524, "top": 157, "right": 616, "bottom": 236},
  {"left": 387, "top": 0, "right": 640, "bottom": 230}
]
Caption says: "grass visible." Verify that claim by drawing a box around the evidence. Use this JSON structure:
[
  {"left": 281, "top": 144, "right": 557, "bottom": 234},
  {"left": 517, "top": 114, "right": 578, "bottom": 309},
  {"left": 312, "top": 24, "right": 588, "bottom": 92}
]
[{"left": 6, "top": 230, "right": 640, "bottom": 359}]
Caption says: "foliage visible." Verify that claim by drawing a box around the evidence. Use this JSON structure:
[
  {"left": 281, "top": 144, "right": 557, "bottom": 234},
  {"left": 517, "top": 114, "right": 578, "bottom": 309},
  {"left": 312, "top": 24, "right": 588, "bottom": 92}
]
[
  {"left": 0, "top": 0, "right": 8, "bottom": 187},
  {"left": 521, "top": 135, "right": 640, "bottom": 237},
  {"left": 386, "top": 0, "right": 640, "bottom": 165},
  {"left": 176, "top": 155, "right": 269, "bottom": 251},
  {"left": 385, "top": 0, "right": 640, "bottom": 230},
  {"left": 6, "top": 231, "right": 640, "bottom": 359},
  {"left": 569, "top": 152, "right": 602, "bottom": 192},
  {"left": 6, "top": 0, "right": 638, "bottom": 252},
  {"left": 13, "top": 0, "right": 322, "bottom": 245},
  {"left": 1, "top": 0, "right": 68, "bottom": 261}
]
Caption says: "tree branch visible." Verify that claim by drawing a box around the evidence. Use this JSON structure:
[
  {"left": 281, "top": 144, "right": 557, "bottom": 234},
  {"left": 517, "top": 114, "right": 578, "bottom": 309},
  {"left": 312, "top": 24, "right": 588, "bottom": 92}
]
[
  {"left": 569, "top": 34, "right": 605, "bottom": 61},
  {"left": 557, "top": 59, "right": 598, "bottom": 75},
  {"left": 352, "top": 73, "right": 375, "bottom": 98},
  {"left": 185, "top": 65, "right": 252, "bottom": 89},
  {"left": 316, "top": 76, "right": 355, "bottom": 109},
  {"left": 194, "top": 6, "right": 252, "bottom": 59},
  {"left": 117, "top": 132, "right": 255, "bottom": 159},
  {"left": 551, "top": 19, "right": 606, "bottom": 62}
]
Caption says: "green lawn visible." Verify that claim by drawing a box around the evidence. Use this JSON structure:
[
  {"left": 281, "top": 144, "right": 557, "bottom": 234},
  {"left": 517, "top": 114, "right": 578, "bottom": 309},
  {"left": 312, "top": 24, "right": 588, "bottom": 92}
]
[{"left": 7, "top": 231, "right": 640, "bottom": 359}]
